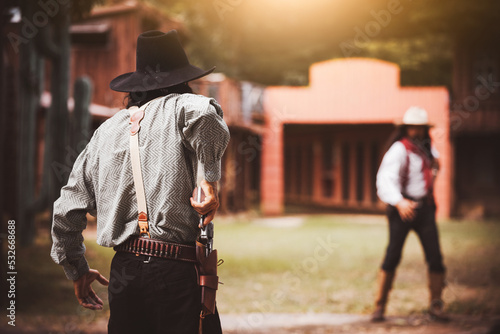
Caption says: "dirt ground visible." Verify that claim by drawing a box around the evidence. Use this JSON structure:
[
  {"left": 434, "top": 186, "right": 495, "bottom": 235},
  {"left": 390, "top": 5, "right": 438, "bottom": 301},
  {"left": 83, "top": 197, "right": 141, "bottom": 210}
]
[
  {"left": 4, "top": 215, "right": 498, "bottom": 334},
  {"left": 220, "top": 313, "right": 500, "bottom": 334},
  {"left": 2, "top": 313, "right": 499, "bottom": 334}
]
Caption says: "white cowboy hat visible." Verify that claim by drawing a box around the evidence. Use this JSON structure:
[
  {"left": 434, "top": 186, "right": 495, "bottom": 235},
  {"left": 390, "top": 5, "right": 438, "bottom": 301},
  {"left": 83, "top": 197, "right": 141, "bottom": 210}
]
[{"left": 396, "top": 106, "right": 434, "bottom": 127}]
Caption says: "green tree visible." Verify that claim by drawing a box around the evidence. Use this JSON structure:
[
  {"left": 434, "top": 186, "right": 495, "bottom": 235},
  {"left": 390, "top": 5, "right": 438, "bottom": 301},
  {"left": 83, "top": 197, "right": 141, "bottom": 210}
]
[{"left": 150, "top": 0, "right": 500, "bottom": 87}]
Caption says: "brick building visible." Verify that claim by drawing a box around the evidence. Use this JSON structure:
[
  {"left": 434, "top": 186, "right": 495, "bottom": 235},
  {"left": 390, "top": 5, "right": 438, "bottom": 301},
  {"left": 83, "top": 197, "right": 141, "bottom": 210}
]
[
  {"left": 450, "top": 34, "right": 500, "bottom": 218},
  {"left": 262, "top": 59, "right": 452, "bottom": 218}
]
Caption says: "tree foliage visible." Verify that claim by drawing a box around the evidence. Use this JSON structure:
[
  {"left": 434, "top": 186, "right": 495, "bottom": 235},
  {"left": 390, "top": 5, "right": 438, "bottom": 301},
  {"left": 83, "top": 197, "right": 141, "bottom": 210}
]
[{"left": 148, "top": 0, "right": 500, "bottom": 87}]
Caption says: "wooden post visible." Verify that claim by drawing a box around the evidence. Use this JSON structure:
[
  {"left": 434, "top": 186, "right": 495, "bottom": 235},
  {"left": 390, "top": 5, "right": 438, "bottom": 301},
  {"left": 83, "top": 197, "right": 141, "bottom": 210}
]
[
  {"left": 312, "top": 139, "right": 323, "bottom": 202},
  {"left": 348, "top": 142, "right": 357, "bottom": 206},
  {"left": 363, "top": 141, "right": 373, "bottom": 207},
  {"left": 332, "top": 139, "right": 342, "bottom": 204},
  {"left": 289, "top": 142, "right": 297, "bottom": 202}
]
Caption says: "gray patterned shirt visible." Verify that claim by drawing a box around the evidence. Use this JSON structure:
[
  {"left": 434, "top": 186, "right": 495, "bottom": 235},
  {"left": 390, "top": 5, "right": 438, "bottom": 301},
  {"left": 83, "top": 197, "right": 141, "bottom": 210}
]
[{"left": 51, "top": 93, "right": 230, "bottom": 280}]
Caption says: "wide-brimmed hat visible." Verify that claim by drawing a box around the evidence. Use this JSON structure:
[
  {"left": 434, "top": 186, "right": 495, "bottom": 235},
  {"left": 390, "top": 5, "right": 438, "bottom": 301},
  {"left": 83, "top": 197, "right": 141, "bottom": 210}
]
[
  {"left": 396, "top": 106, "right": 434, "bottom": 127},
  {"left": 110, "top": 30, "right": 215, "bottom": 92}
]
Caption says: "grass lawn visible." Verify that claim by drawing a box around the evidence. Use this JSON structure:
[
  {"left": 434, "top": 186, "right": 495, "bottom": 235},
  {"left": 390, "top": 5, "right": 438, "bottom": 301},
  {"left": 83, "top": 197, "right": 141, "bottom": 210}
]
[
  {"left": 215, "top": 214, "right": 500, "bottom": 316},
  {"left": 8, "top": 214, "right": 500, "bottom": 330}
]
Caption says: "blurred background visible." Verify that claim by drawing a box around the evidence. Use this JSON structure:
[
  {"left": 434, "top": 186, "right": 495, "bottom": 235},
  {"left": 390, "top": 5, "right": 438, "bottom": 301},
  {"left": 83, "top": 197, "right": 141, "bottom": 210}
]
[{"left": 1, "top": 0, "right": 499, "bottom": 332}]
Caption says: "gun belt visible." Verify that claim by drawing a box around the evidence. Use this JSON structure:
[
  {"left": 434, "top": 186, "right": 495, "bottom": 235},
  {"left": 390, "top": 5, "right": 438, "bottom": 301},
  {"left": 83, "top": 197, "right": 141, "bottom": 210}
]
[{"left": 114, "top": 236, "right": 197, "bottom": 263}]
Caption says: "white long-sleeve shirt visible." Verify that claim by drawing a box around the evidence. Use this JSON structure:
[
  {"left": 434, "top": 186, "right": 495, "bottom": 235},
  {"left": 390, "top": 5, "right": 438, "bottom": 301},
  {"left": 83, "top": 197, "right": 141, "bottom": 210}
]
[{"left": 376, "top": 141, "right": 439, "bottom": 206}]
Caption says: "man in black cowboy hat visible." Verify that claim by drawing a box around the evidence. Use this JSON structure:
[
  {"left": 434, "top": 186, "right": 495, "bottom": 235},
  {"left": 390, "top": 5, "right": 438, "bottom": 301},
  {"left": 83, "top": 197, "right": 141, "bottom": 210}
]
[{"left": 51, "top": 30, "right": 230, "bottom": 333}]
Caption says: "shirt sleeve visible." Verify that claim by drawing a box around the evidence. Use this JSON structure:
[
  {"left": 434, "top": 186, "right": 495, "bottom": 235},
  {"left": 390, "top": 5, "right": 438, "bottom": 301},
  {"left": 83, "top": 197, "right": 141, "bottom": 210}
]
[
  {"left": 376, "top": 142, "right": 406, "bottom": 206},
  {"left": 50, "top": 142, "right": 96, "bottom": 281},
  {"left": 180, "top": 97, "right": 230, "bottom": 182}
]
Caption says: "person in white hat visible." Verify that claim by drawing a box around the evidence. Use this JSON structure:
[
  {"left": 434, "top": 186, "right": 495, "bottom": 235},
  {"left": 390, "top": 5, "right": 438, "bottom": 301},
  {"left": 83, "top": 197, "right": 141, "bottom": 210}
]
[{"left": 371, "top": 106, "right": 449, "bottom": 322}]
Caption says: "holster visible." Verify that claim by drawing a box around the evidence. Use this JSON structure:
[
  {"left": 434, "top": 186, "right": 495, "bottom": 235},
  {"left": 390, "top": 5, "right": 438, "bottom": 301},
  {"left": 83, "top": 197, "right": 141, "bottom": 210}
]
[{"left": 195, "top": 240, "right": 219, "bottom": 316}]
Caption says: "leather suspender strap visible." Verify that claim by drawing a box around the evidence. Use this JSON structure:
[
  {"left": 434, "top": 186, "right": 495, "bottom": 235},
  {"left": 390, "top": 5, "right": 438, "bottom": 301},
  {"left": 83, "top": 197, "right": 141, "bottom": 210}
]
[{"left": 128, "top": 100, "right": 157, "bottom": 238}]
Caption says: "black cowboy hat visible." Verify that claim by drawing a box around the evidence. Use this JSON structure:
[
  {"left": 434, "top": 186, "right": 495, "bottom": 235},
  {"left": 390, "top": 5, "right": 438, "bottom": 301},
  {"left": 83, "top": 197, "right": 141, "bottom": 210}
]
[{"left": 109, "top": 30, "right": 215, "bottom": 92}]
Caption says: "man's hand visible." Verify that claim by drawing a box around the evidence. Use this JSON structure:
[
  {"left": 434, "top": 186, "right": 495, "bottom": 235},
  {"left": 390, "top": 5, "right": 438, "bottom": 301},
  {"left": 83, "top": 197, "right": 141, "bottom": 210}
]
[
  {"left": 73, "top": 269, "right": 109, "bottom": 310},
  {"left": 190, "top": 180, "right": 220, "bottom": 227},
  {"left": 396, "top": 199, "right": 418, "bottom": 222}
]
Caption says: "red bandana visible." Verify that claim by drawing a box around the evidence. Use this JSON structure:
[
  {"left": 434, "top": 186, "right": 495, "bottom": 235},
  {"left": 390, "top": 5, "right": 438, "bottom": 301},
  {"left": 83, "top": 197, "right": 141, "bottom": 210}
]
[{"left": 400, "top": 137, "right": 434, "bottom": 195}]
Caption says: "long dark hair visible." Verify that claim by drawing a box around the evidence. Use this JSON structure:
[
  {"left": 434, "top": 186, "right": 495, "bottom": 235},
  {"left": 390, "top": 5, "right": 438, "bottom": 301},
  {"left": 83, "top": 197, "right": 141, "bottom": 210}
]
[
  {"left": 124, "top": 83, "right": 193, "bottom": 108},
  {"left": 384, "top": 125, "right": 433, "bottom": 160}
]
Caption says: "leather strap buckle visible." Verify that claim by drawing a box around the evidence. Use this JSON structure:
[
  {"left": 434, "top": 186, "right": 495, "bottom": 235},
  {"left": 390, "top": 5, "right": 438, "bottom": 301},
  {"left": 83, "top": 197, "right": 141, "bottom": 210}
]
[{"left": 138, "top": 211, "right": 150, "bottom": 238}]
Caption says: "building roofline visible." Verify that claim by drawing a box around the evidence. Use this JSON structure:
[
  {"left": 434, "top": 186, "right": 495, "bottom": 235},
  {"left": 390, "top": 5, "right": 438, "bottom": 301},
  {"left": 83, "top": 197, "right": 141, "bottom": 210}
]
[
  {"left": 89, "top": 1, "right": 139, "bottom": 18},
  {"left": 86, "top": 0, "right": 182, "bottom": 29}
]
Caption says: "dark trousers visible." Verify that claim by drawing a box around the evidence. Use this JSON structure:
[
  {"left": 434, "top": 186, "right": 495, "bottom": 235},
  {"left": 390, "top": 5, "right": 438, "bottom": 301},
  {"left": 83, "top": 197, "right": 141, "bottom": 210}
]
[
  {"left": 381, "top": 202, "right": 446, "bottom": 273},
  {"left": 108, "top": 251, "right": 222, "bottom": 334}
]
